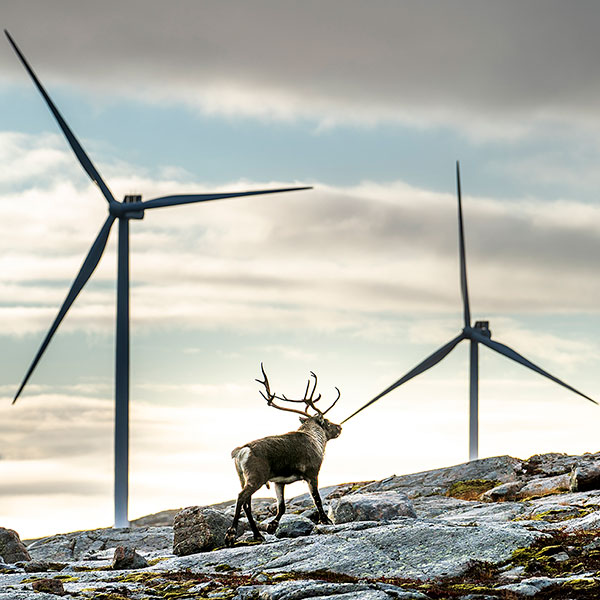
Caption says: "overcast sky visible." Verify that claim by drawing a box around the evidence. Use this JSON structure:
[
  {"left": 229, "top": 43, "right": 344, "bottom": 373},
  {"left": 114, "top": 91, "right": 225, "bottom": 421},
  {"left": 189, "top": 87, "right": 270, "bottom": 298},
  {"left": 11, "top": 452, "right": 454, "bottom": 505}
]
[{"left": 1, "top": 1, "right": 599, "bottom": 538}]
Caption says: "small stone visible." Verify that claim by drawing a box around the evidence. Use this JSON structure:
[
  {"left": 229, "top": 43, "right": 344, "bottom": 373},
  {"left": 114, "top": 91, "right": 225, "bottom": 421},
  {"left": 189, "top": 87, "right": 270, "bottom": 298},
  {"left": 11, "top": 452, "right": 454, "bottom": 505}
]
[
  {"left": 0, "top": 528, "right": 31, "bottom": 563},
  {"left": 31, "top": 578, "right": 65, "bottom": 596},
  {"left": 498, "top": 565, "right": 526, "bottom": 582},
  {"left": 173, "top": 506, "right": 231, "bottom": 555},
  {"left": 111, "top": 545, "right": 149, "bottom": 569},
  {"left": 551, "top": 552, "right": 570, "bottom": 562}
]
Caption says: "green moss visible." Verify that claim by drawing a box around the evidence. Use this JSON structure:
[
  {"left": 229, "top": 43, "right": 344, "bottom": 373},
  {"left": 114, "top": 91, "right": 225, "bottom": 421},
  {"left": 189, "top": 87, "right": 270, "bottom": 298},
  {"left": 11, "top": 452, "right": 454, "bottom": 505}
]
[
  {"left": 526, "top": 507, "right": 594, "bottom": 522},
  {"left": 116, "top": 571, "right": 163, "bottom": 584},
  {"left": 445, "top": 479, "right": 500, "bottom": 500},
  {"left": 511, "top": 544, "right": 565, "bottom": 574},
  {"left": 73, "top": 564, "right": 112, "bottom": 572},
  {"left": 563, "top": 578, "right": 599, "bottom": 591},
  {"left": 447, "top": 583, "right": 492, "bottom": 594},
  {"left": 270, "top": 573, "right": 298, "bottom": 581},
  {"left": 510, "top": 530, "right": 600, "bottom": 579},
  {"left": 53, "top": 574, "right": 79, "bottom": 581}
]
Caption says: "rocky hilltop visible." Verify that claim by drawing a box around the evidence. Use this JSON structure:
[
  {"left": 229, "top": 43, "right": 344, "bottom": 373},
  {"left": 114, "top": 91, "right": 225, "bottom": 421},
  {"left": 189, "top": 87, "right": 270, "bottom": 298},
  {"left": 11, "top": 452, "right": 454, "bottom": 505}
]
[{"left": 2, "top": 451, "right": 600, "bottom": 599}]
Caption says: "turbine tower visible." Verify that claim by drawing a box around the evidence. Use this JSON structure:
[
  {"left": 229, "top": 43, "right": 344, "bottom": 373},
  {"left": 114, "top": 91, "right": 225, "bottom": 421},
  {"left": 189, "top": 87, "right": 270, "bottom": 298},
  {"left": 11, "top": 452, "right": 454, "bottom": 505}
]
[
  {"left": 342, "top": 162, "right": 596, "bottom": 460},
  {"left": 6, "top": 30, "right": 311, "bottom": 527}
]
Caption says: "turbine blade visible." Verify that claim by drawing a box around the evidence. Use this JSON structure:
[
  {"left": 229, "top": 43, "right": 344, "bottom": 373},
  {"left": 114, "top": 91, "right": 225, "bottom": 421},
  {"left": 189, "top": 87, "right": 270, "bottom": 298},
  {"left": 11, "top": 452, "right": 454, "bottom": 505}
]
[
  {"left": 141, "top": 186, "right": 313, "bottom": 210},
  {"left": 4, "top": 30, "right": 116, "bottom": 205},
  {"left": 341, "top": 333, "right": 466, "bottom": 423},
  {"left": 13, "top": 215, "right": 116, "bottom": 404},
  {"left": 472, "top": 330, "right": 597, "bottom": 405},
  {"left": 456, "top": 161, "right": 471, "bottom": 327}
]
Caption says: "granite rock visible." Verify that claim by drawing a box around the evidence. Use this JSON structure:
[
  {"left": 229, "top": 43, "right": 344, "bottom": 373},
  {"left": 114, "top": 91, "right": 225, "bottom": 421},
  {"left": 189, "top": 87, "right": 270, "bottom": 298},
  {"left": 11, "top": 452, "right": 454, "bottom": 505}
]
[
  {"left": 111, "top": 544, "right": 149, "bottom": 569},
  {"left": 172, "top": 506, "right": 230, "bottom": 555},
  {"left": 329, "top": 490, "right": 416, "bottom": 523},
  {"left": 272, "top": 514, "right": 315, "bottom": 538}
]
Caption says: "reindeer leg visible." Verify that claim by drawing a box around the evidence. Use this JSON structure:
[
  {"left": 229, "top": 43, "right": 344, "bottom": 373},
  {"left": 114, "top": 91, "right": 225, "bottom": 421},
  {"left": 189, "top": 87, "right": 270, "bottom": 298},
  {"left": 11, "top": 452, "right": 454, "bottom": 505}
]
[
  {"left": 266, "top": 482, "right": 285, "bottom": 534},
  {"left": 307, "top": 477, "right": 332, "bottom": 524},
  {"left": 243, "top": 500, "right": 264, "bottom": 542},
  {"left": 226, "top": 481, "right": 262, "bottom": 546}
]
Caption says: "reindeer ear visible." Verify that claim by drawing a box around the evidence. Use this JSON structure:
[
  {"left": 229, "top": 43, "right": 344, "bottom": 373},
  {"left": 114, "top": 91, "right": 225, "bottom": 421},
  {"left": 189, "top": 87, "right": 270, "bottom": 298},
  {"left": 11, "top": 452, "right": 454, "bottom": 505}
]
[{"left": 299, "top": 416, "right": 308, "bottom": 424}]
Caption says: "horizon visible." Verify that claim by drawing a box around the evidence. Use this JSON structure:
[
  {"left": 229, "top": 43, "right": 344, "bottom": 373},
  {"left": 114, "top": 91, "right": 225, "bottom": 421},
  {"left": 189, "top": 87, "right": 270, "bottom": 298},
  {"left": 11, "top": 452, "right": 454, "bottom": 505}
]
[{"left": 1, "top": 1, "right": 599, "bottom": 540}]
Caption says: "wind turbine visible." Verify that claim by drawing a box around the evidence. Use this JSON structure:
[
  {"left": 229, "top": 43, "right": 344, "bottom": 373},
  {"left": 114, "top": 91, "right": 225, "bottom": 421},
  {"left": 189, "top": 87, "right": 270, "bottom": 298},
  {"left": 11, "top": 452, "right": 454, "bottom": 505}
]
[
  {"left": 5, "top": 30, "right": 311, "bottom": 527},
  {"left": 342, "top": 161, "right": 596, "bottom": 460}
]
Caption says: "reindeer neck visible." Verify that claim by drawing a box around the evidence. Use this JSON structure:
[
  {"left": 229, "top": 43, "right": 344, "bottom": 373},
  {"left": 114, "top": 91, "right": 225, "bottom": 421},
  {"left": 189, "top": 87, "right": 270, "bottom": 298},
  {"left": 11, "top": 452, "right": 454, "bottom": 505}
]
[{"left": 298, "top": 418, "right": 328, "bottom": 452}]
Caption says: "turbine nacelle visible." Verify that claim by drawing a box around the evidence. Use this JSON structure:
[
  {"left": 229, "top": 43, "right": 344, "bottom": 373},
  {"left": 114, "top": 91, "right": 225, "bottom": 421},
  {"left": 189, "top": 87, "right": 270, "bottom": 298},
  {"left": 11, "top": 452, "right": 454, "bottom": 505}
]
[
  {"left": 109, "top": 195, "right": 144, "bottom": 219},
  {"left": 463, "top": 321, "right": 491, "bottom": 339}
]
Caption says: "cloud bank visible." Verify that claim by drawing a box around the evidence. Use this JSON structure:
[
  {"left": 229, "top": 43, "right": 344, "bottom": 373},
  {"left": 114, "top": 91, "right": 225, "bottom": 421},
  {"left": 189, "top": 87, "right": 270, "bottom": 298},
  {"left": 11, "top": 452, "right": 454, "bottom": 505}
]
[
  {"left": 1, "top": 132, "right": 599, "bottom": 345},
  {"left": 4, "top": 1, "right": 600, "bottom": 137}
]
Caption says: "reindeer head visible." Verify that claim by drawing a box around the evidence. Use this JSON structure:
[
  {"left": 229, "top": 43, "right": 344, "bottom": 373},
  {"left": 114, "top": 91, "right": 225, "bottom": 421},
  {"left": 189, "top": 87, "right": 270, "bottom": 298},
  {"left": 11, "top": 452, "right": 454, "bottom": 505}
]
[{"left": 256, "top": 363, "right": 342, "bottom": 439}]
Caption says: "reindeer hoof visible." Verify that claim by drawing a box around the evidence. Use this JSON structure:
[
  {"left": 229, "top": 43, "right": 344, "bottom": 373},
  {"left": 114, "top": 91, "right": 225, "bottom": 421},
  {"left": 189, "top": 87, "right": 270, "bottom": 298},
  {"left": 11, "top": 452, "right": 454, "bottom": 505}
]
[
  {"left": 319, "top": 515, "right": 333, "bottom": 525},
  {"left": 225, "top": 528, "right": 237, "bottom": 547},
  {"left": 266, "top": 520, "right": 279, "bottom": 534},
  {"left": 253, "top": 532, "right": 265, "bottom": 542}
]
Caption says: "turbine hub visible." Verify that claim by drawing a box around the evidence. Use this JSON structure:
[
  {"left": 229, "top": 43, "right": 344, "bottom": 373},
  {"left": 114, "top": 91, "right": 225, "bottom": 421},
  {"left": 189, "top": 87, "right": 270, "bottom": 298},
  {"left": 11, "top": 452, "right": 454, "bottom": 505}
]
[
  {"left": 474, "top": 320, "right": 491, "bottom": 338},
  {"left": 122, "top": 194, "right": 144, "bottom": 220}
]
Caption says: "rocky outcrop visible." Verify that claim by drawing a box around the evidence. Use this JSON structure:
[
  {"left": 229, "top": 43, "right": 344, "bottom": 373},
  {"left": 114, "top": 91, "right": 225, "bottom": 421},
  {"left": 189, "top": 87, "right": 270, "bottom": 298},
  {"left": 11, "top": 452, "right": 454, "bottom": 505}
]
[
  {"left": 357, "top": 455, "right": 523, "bottom": 498},
  {"left": 25, "top": 526, "right": 172, "bottom": 562},
  {"left": 2, "top": 451, "right": 600, "bottom": 599}
]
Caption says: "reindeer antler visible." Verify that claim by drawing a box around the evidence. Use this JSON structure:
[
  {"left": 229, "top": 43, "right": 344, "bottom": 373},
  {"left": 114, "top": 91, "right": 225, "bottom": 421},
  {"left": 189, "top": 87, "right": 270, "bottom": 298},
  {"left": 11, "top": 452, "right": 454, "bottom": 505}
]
[
  {"left": 322, "top": 387, "right": 341, "bottom": 415},
  {"left": 257, "top": 363, "right": 341, "bottom": 417},
  {"left": 256, "top": 363, "right": 309, "bottom": 416}
]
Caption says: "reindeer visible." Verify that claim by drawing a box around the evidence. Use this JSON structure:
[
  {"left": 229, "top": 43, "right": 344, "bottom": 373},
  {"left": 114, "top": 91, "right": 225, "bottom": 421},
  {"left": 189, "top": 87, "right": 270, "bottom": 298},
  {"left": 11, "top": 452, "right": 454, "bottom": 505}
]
[{"left": 225, "top": 364, "right": 342, "bottom": 546}]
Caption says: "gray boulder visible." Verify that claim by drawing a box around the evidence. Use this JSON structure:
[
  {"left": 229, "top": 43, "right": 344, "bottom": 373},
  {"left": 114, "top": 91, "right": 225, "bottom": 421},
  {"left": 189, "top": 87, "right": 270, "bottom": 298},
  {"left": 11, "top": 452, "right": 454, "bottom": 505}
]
[
  {"left": 0, "top": 528, "right": 31, "bottom": 563},
  {"left": 514, "top": 474, "right": 570, "bottom": 500},
  {"left": 273, "top": 514, "right": 315, "bottom": 538},
  {"left": 570, "top": 461, "right": 600, "bottom": 492},
  {"left": 481, "top": 481, "right": 524, "bottom": 502},
  {"left": 329, "top": 491, "right": 416, "bottom": 523},
  {"left": 173, "top": 506, "right": 230, "bottom": 555},
  {"left": 521, "top": 452, "right": 579, "bottom": 477}
]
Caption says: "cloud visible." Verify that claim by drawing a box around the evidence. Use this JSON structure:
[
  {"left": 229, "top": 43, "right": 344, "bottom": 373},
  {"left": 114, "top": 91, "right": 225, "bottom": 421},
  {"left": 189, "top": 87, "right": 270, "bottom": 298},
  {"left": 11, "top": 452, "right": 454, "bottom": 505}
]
[
  {"left": 3, "top": 2, "right": 600, "bottom": 138},
  {"left": 1, "top": 132, "right": 599, "bottom": 343}
]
